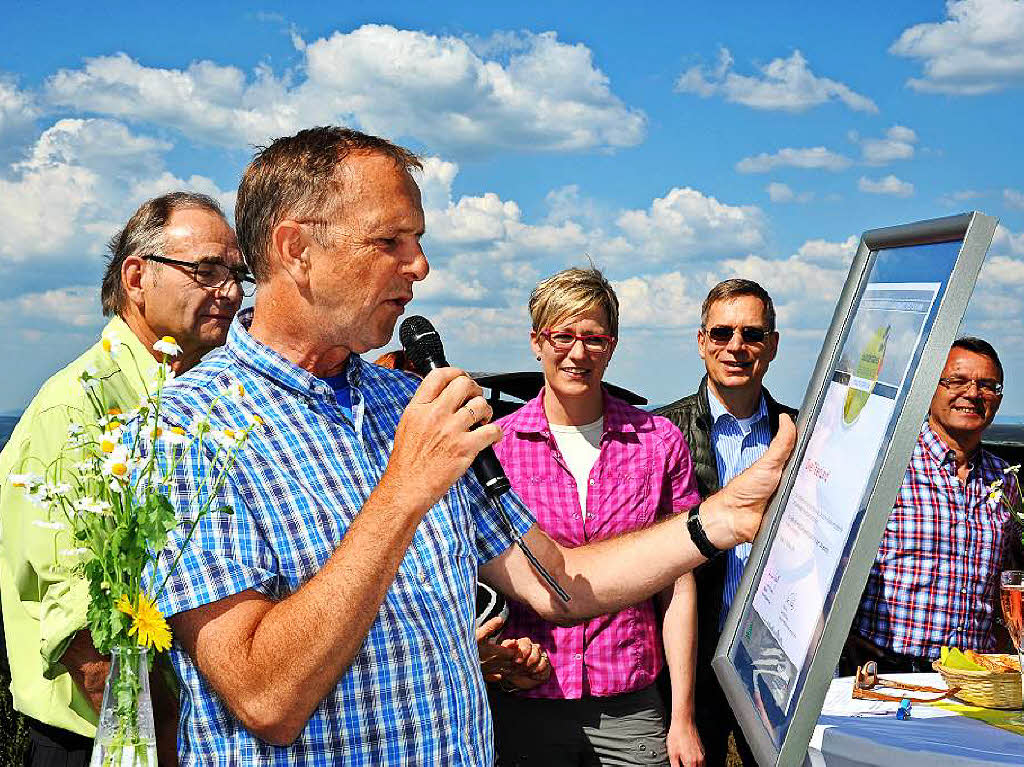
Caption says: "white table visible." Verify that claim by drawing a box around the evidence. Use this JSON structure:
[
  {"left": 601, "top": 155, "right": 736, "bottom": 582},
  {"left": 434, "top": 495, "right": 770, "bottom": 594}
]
[{"left": 807, "top": 674, "right": 1024, "bottom": 766}]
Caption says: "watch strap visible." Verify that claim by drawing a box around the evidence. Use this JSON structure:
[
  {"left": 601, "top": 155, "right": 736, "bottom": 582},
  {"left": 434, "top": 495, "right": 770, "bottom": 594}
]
[{"left": 687, "top": 505, "right": 722, "bottom": 559}]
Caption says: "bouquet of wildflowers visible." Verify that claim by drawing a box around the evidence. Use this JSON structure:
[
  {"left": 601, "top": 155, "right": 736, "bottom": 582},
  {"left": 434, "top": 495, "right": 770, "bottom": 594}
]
[{"left": 11, "top": 334, "right": 259, "bottom": 766}]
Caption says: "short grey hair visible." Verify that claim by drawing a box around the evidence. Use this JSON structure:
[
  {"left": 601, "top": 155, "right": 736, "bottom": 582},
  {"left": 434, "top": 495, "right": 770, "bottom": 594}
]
[
  {"left": 700, "top": 278, "right": 776, "bottom": 332},
  {"left": 101, "top": 192, "right": 225, "bottom": 317}
]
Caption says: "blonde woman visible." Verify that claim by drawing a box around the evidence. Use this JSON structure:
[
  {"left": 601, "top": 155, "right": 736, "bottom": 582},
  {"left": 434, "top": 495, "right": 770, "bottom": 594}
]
[{"left": 490, "top": 267, "right": 704, "bottom": 767}]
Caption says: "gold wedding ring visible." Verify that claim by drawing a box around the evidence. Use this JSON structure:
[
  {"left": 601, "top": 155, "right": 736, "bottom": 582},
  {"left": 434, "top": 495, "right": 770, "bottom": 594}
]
[{"left": 465, "top": 403, "right": 478, "bottom": 423}]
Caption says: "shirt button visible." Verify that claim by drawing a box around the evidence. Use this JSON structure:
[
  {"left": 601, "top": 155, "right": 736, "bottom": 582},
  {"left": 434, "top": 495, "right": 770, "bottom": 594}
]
[
  {"left": 574, "top": 653, "right": 582, "bottom": 660},
  {"left": 589, "top": 479, "right": 595, "bottom": 485}
]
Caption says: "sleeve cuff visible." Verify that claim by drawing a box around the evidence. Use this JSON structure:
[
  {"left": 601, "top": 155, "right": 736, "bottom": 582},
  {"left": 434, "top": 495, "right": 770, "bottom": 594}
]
[{"left": 39, "top": 576, "right": 90, "bottom": 671}]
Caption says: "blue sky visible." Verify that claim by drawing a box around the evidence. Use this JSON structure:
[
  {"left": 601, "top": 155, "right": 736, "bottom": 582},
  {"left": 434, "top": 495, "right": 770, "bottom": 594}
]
[{"left": 2, "top": 0, "right": 1023, "bottom": 414}]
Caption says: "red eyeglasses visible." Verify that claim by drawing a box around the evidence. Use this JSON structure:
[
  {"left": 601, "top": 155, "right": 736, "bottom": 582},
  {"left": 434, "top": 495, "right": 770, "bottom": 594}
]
[{"left": 540, "top": 329, "right": 615, "bottom": 353}]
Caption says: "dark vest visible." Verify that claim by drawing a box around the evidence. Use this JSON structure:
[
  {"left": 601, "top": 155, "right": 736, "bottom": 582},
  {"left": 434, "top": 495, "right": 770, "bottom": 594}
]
[{"left": 653, "top": 377, "right": 797, "bottom": 674}]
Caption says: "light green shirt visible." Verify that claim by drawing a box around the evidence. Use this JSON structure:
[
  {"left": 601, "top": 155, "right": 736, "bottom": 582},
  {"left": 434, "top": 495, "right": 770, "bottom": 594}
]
[{"left": 0, "top": 317, "right": 159, "bottom": 736}]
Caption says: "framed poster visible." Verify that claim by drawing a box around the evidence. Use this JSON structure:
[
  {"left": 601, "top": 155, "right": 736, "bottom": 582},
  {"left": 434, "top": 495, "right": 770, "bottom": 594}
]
[{"left": 712, "top": 212, "right": 998, "bottom": 767}]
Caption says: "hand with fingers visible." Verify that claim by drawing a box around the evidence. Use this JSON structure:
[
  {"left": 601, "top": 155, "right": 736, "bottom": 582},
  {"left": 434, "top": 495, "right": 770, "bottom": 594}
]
[
  {"left": 701, "top": 413, "right": 797, "bottom": 549},
  {"left": 383, "top": 367, "right": 499, "bottom": 513}
]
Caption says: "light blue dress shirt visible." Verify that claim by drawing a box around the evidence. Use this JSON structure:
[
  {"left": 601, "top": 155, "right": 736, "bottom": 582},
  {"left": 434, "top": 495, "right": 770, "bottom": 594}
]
[{"left": 707, "top": 391, "right": 772, "bottom": 630}]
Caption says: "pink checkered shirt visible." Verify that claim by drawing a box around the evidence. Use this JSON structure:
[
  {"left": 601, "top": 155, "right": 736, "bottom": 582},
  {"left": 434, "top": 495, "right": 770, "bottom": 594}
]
[{"left": 493, "top": 390, "right": 700, "bottom": 699}]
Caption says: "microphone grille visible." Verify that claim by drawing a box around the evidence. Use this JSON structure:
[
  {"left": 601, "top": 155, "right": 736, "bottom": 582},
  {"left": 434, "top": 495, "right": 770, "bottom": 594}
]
[{"left": 399, "top": 315, "right": 445, "bottom": 373}]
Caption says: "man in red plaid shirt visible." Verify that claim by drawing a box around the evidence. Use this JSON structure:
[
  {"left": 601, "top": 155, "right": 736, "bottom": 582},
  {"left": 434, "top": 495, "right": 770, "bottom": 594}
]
[{"left": 842, "top": 337, "right": 1021, "bottom": 673}]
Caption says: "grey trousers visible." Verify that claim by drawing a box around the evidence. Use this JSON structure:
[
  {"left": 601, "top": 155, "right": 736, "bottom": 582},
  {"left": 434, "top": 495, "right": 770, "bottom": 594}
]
[{"left": 490, "top": 685, "right": 670, "bottom": 767}]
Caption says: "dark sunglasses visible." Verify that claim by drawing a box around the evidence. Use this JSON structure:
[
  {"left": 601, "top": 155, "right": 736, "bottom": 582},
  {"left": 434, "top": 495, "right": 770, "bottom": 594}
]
[{"left": 703, "top": 325, "right": 771, "bottom": 344}]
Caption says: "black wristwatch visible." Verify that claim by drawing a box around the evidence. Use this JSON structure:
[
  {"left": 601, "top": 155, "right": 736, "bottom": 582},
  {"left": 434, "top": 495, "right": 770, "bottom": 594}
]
[{"left": 687, "top": 505, "right": 722, "bottom": 559}]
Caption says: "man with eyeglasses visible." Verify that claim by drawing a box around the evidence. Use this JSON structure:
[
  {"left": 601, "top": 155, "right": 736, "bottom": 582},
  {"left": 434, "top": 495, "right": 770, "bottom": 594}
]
[
  {"left": 0, "top": 191, "right": 247, "bottom": 766},
  {"left": 841, "top": 337, "right": 1021, "bottom": 675},
  {"left": 655, "top": 278, "right": 796, "bottom": 767}
]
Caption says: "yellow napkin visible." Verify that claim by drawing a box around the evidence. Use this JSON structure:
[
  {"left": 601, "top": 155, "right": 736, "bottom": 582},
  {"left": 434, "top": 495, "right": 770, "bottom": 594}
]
[
  {"left": 931, "top": 700, "right": 1024, "bottom": 737},
  {"left": 940, "top": 647, "right": 985, "bottom": 671}
]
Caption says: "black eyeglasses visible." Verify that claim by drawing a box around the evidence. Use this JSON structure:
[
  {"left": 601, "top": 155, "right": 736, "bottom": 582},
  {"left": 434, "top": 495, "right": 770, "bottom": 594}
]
[
  {"left": 938, "top": 376, "right": 1003, "bottom": 397},
  {"left": 702, "top": 325, "right": 771, "bottom": 345},
  {"left": 143, "top": 255, "right": 256, "bottom": 297}
]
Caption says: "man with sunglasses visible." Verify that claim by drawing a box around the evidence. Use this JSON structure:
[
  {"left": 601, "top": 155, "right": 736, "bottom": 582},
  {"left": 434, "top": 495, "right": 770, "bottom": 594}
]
[
  {"left": 841, "top": 337, "right": 1021, "bottom": 675},
  {"left": 0, "top": 191, "right": 247, "bottom": 766},
  {"left": 655, "top": 278, "right": 796, "bottom": 767}
]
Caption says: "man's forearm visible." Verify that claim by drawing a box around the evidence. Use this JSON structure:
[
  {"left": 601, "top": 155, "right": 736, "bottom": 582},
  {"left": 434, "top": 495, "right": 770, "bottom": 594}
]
[
  {"left": 499, "top": 509, "right": 708, "bottom": 624},
  {"left": 177, "top": 480, "right": 430, "bottom": 745}
]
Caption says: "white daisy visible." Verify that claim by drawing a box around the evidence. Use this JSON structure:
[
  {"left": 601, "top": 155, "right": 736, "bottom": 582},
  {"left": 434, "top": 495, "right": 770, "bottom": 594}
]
[
  {"left": 101, "top": 334, "right": 123, "bottom": 358},
  {"left": 153, "top": 336, "right": 182, "bottom": 357},
  {"left": 9, "top": 473, "right": 42, "bottom": 488},
  {"left": 101, "top": 445, "right": 138, "bottom": 484}
]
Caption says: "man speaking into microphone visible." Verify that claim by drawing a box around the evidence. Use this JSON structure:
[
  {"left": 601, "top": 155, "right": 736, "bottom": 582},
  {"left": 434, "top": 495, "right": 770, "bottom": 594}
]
[{"left": 143, "top": 126, "right": 796, "bottom": 767}]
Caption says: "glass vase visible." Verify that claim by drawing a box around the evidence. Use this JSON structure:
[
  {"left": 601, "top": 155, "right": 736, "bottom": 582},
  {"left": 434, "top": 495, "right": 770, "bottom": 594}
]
[{"left": 90, "top": 644, "right": 157, "bottom": 767}]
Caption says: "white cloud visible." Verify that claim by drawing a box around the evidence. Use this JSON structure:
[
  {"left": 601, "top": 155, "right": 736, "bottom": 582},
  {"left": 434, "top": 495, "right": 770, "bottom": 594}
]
[
  {"left": 852, "top": 125, "right": 918, "bottom": 165},
  {"left": 0, "top": 286, "right": 100, "bottom": 328},
  {"left": 615, "top": 187, "right": 766, "bottom": 264},
  {"left": 737, "top": 147, "right": 851, "bottom": 173},
  {"left": 676, "top": 47, "right": 877, "bottom": 113},
  {"left": 415, "top": 268, "right": 489, "bottom": 303},
  {"left": 45, "top": 26, "right": 645, "bottom": 157},
  {"left": 891, "top": 0, "right": 1024, "bottom": 95},
  {"left": 966, "top": 224, "right": 1024, "bottom": 327},
  {"left": 23, "top": 118, "right": 171, "bottom": 176},
  {"left": 0, "top": 118, "right": 232, "bottom": 264},
  {"left": 940, "top": 188, "right": 985, "bottom": 207},
  {"left": 766, "top": 182, "right": 794, "bottom": 202},
  {"left": 766, "top": 181, "right": 813, "bottom": 203},
  {"left": 0, "top": 76, "right": 37, "bottom": 138},
  {"left": 792, "top": 235, "right": 859, "bottom": 265},
  {"left": 858, "top": 175, "right": 914, "bottom": 197},
  {"left": 1005, "top": 188, "right": 1024, "bottom": 209},
  {"left": 613, "top": 272, "right": 702, "bottom": 329}
]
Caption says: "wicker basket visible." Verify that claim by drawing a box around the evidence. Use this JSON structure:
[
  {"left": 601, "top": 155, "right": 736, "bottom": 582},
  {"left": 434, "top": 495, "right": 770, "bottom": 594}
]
[{"left": 932, "top": 660, "right": 1023, "bottom": 709}]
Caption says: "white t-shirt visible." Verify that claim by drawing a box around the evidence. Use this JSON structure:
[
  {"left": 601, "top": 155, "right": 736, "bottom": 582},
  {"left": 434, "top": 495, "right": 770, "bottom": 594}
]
[{"left": 549, "top": 417, "right": 603, "bottom": 520}]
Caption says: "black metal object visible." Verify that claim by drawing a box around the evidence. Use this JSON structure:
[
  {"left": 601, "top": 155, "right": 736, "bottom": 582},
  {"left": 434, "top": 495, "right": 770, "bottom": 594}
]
[
  {"left": 983, "top": 424, "right": 1024, "bottom": 466},
  {"left": 470, "top": 371, "right": 647, "bottom": 419}
]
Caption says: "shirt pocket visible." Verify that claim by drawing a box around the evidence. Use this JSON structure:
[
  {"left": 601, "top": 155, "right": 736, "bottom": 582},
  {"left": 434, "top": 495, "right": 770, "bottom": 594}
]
[{"left": 589, "top": 461, "right": 654, "bottom": 534}]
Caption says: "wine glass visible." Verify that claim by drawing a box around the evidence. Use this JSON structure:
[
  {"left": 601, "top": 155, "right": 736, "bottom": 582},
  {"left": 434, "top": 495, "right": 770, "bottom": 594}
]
[{"left": 1000, "top": 570, "right": 1024, "bottom": 723}]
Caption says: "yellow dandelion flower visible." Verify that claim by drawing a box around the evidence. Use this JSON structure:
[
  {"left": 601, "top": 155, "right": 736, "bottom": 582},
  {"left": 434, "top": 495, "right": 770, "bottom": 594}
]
[
  {"left": 121, "top": 593, "right": 172, "bottom": 652},
  {"left": 170, "top": 426, "right": 186, "bottom": 436},
  {"left": 100, "top": 437, "right": 118, "bottom": 453}
]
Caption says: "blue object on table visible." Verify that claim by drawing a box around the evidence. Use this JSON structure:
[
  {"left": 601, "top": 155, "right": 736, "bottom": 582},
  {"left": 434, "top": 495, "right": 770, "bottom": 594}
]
[{"left": 896, "top": 698, "right": 912, "bottom": 720}]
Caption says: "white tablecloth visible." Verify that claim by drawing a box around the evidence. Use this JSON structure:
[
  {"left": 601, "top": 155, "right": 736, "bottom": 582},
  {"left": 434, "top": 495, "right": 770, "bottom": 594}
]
[{"left": 808, "top": 674, "right": 1024, "bottom": 766}]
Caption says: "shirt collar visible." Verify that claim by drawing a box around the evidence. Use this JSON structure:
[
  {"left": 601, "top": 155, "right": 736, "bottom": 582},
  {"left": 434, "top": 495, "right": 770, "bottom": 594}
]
[
  {"left": 102, "top": 315, "right": 166, "bottom": 390},
  {"left": 919, "top": 419, "right": 988, "bottom": 473},
  {"left": 224, "top": 308, "right": 364, "bottom": 401},
  {"left": 707, "top": 389, "right": 768, "bottom": 436}
]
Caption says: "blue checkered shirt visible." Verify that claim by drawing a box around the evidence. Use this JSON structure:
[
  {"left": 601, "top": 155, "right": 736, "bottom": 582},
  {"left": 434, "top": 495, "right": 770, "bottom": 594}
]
[{"left": 143, "top": 309, "right": 535, "bottom": 766}]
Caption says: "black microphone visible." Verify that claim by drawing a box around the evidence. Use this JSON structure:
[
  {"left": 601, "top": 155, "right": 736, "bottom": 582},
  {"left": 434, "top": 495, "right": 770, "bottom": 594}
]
[
  {"left": 398, "top": 314, "right": 571, "bottom": 603},
  {"left": 400, "top": 315, "right": 512, "bottom": 498}
]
